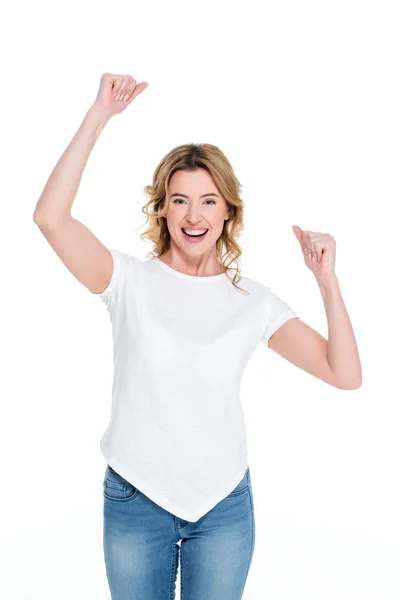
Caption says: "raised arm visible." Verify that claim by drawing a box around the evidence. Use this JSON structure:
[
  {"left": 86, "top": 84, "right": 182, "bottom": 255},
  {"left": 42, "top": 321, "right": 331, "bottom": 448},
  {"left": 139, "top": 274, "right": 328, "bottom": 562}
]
[{"left": 33, "top": 72, "right": 148, "bottom": 294}]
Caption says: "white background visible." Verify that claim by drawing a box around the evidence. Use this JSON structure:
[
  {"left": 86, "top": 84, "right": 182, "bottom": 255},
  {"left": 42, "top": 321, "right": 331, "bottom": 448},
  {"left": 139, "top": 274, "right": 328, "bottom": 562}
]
[{"left": 2, "top": 0, "right": 399, "bottom": 598}]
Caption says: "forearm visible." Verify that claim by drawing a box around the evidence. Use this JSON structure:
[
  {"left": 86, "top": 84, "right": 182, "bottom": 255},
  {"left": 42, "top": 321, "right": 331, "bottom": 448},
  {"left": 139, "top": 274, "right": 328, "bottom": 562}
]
[
  {"left": 317, "top": 276, "right": 362, "bottom": 389},
  {"left": 33, "top": 104, "right": 111, "bottom": 226}
]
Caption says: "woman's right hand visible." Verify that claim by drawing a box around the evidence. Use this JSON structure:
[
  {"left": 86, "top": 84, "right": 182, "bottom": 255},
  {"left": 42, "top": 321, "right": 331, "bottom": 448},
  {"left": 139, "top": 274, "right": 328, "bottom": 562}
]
[{"left": 93, "top": 72, "right": 148, "bottom": 118}]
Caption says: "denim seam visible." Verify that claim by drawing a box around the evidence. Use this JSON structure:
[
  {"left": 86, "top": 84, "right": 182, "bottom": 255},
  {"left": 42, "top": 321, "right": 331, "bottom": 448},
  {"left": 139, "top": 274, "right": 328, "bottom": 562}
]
[
  {"left": 244, "top": 483, "right": 255, "bottom": 585},
  {"left": 227, "top": 485, "right": 249, "bottom": 498},
  {"left": 180, "top": 540, "right": 184, "bottom": 599},
  {"left": 169, "top": 542, "right": 179, "bottom": 599},
  {"left": 103, "top": 481, "right": 139, "bottom": 502},
  {"left": 240, "top": 467, "right": 255, "bottom": 592}
]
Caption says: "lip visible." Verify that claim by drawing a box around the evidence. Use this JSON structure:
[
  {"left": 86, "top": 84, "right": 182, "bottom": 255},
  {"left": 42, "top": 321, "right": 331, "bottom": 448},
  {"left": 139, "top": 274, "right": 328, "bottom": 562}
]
[
  {"left": 181, "top": 227, "right": 208, "bottom": 231},
  {"left": 181, "top": 227, "right": 209, "bottom": 243}
]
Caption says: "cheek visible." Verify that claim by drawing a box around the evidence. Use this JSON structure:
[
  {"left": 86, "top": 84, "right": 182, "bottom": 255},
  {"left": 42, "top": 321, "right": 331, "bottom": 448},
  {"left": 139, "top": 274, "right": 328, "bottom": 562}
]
[
  {"left": 164, "top": 214, "right": 181, "bottom": 231},
  {"left": 214, "top": 216, "right": 227, "bottom": 233}
]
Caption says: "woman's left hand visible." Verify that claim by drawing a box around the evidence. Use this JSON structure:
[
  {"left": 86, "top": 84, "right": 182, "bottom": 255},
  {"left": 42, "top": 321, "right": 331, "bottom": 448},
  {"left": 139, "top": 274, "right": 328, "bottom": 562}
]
[{"left": 292, "top": 225, "right": 337, "bottom": 284}]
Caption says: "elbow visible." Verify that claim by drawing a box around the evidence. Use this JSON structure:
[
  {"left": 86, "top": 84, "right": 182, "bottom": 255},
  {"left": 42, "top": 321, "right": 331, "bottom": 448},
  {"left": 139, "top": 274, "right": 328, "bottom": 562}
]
[
  {"left": 333, "top": 366, "right": 363, "bottom": 391},
  {"left": 33, "top": 210, "right": 46, "bottom": 226},
  {"left": 33, "top": 210, "right": 64, "bottom": 230},
  {"left": 338, "top": 379, "right": 362, "bottom": 391}
]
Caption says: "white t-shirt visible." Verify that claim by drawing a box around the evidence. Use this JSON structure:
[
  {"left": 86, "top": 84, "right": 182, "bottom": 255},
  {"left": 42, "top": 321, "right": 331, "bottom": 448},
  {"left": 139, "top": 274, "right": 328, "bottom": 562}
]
[{"left": 91, "top": 248, "right": 299, "bottom": 522}]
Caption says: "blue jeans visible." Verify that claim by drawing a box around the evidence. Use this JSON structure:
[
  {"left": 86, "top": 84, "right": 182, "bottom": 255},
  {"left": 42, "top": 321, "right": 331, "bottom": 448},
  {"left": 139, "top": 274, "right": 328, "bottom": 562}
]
[{"left": 103, "top": 464, "right": 256, "bottom": 599}]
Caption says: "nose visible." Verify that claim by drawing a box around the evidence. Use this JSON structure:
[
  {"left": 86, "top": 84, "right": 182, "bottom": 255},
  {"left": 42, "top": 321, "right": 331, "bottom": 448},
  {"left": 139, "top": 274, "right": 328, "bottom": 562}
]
[
  {"left": 185, "top": 206, "right": 205, "bottom": 223},
  {"left": 182, "top": 201, "right": 209, "bottom": 227}
]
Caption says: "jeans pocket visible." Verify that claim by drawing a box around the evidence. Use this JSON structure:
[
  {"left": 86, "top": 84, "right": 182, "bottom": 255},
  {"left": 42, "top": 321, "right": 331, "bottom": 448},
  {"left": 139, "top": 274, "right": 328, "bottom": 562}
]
[
  {"left": 226, "top": 467, "right": 250, "bottom": 498},
  {"left": 103, "top": 465, "right": 139, "bottom": 502}
]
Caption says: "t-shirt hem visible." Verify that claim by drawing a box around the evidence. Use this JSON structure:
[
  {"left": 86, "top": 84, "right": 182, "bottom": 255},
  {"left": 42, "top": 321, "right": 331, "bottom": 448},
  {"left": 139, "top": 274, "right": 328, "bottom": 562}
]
[{"left": 100, "top": 438, "right": 249, "bottom": 522}]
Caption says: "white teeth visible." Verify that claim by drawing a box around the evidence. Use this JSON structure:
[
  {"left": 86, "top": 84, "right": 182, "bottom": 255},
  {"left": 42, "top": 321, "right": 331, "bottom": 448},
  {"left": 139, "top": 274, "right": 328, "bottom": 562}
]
[{"left": 182, "top": 228, "right": 208, "bottom": 237}]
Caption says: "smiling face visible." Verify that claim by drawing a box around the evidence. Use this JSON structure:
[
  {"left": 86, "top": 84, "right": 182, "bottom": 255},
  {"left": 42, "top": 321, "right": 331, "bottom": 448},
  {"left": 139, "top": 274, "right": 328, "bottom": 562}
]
[{"left": 164, "top": 168, "right": 230, "bottom": 259}]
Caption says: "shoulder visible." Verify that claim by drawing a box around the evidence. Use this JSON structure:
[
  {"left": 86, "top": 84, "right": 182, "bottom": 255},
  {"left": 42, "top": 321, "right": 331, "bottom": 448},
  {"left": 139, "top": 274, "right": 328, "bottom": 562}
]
[
  {"left": 103, "top": 248, "right": 143, "bottom": 290},
  {"left": 107, "top": 248, "right": 143, "bottom": 275},
  {"left": 108, "top": 247, "right": 141, "bottom": 265},
  {"left": 236, "top": 271, "right": 271, "bottom": 298},
  {"left": 238, "top": 272, "right": 296, "bottom": 318}
]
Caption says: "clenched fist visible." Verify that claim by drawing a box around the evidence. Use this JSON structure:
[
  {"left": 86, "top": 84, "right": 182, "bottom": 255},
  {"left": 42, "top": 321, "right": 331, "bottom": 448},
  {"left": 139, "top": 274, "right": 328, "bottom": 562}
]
[{"left": 93, "top": 72, "right": 149, "bottom": 117}]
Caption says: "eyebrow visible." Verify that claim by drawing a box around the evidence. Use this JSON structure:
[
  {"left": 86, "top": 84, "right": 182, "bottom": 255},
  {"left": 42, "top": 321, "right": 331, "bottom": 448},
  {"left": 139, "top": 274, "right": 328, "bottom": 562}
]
[{"left": 170, "top": 193, "right": 219, "bottom": 199}]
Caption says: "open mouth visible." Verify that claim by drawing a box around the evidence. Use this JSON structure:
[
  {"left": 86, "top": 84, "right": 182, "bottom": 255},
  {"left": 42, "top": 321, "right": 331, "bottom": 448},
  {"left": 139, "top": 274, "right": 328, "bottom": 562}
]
[{"left": 181, "top": 228, "right": 209, "bottom": 239}]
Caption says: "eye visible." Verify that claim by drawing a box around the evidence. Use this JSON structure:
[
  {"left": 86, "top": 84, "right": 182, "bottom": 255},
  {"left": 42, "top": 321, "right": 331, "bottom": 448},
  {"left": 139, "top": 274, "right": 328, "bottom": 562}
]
[{"left": 172, "top": 199, "right": 216, "bottom": 205}]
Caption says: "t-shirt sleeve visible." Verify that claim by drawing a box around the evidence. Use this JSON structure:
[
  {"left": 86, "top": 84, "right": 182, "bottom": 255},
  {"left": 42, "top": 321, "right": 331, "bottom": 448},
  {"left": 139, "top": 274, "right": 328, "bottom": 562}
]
[
  {"left": 260, "top": 287, "right": 299, "bottom": 346},
  {"left": 89, "top": 247, "right": 136, "bottom": 314}
]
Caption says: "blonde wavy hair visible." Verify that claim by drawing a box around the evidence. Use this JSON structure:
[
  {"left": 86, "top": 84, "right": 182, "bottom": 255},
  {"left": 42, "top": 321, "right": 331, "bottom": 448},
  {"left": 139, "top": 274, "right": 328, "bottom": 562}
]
[{"left": 139, "top": 143, "right": 249, "bottom": 293}]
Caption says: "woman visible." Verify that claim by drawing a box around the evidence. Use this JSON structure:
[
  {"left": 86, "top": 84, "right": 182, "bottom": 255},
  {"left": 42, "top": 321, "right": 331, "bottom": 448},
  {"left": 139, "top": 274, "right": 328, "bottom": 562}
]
[{"left": 33, "top": 73, "right": 362, "bottom": 599}]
